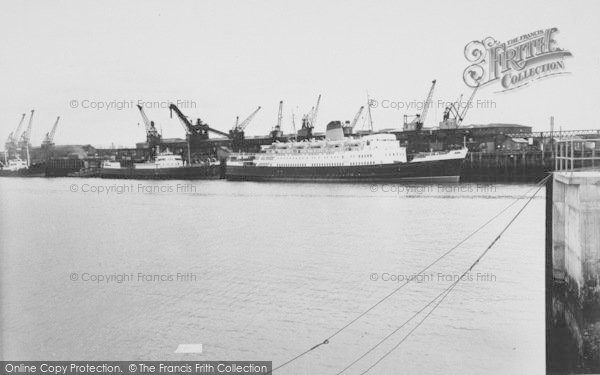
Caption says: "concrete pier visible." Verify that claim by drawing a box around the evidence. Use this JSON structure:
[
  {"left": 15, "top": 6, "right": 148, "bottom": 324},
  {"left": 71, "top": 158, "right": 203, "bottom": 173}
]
[{"left": 549, "top": 170, "right": 600, "bottom": 373}]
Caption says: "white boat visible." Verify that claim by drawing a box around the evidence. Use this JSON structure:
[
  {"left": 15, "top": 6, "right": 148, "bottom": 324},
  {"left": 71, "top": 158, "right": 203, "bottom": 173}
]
[
  {"left": 99, "top": 149, "right": 221, "bottom": 180},
  {"left": 2, "top": 157, "right": 29, "bottom": 171},
  {"left": 0, "top": 156, "right": 44, "bottom": 177}
]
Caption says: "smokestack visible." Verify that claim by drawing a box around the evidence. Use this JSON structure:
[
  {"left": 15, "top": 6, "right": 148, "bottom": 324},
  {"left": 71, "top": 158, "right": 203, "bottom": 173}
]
[{"left": 550, "top": 116, "right": 555, "bottom": 135}]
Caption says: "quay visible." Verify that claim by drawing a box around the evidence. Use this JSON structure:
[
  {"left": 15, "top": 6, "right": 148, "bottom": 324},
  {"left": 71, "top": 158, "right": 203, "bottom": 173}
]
[
  {"left": 547, "top": 138, "right": 600, "bottom": 373},
  {"left": 462, "top": 150, "right": 553, "bottom": 182},
  {"left": 56, "top": 127, "right": 600, "bottom": 181},
  {"left": 2, "top": 110, "right": 600, "bottom": 182}
]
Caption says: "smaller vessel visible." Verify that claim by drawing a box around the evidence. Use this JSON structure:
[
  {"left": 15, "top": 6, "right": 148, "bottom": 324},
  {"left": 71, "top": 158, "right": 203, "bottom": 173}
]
[
  {"left": 1, "top": 110, "right": 45, "bottom": 177},
  {"left": 0, "top": 156, "right": 45, "bottom": 177},
  {"left": 3, "top": 157, "right": 28, "bottom": 171},
  {"left": 99, "top": 149, "right": 221, "bottom": 180}
]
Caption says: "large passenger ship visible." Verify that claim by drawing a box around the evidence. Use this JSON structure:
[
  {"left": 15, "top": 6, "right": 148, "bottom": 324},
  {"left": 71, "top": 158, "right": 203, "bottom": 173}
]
[{"left": 226, "top": 121, "right": 468, "bottom": 182}]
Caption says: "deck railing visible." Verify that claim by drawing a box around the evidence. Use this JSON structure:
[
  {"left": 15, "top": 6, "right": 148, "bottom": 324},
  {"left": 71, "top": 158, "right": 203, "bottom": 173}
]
[{"left": 555, "top": 138, "right": 600, "bottom": 171}]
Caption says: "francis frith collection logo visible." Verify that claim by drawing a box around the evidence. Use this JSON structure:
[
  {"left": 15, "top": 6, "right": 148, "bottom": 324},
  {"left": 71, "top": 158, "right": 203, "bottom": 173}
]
[{"left": 463, "top": 27, "right": 572, "bottom": 92}]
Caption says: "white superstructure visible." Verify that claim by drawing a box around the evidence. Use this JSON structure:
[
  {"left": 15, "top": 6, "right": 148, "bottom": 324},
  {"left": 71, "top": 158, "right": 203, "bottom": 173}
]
[
  {"left": 229, "top": 132, "right": 467, "bottom": 168},
  {"left": 244, "top": 133, "right": 407, "bottom": 167},
  {"left": 102, "top": 150, "right": 186, "bottom": 170},
  {"left": 1, "top": 157, "right": 29, "bottom": 171},
  {"left": 102, "top": 161, "right": 121, "bottom": 169},
  {"left": 135, "top": 150, "right": 185, "bottom": 169}
]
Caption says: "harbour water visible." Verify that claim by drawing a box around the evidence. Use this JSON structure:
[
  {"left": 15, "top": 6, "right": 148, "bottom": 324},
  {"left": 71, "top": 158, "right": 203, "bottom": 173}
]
[{"left": 0, "top": 178, "right": 546, "bottom": 374}]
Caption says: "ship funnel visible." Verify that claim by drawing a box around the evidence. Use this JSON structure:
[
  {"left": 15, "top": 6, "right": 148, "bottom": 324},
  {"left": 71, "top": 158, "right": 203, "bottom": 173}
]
[{"left": 325, "top": 121, "right": 345, "bottom": 141}]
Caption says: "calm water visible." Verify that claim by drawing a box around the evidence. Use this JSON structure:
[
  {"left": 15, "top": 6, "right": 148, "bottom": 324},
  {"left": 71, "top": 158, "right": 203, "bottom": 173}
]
[{"left": 0, "top": 178, "right": 546, "bottom": 374}]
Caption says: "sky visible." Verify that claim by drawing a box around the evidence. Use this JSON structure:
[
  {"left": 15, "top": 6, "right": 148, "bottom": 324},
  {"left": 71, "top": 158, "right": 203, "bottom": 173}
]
[{"left": 1, "top": 0, "right": 599, "bottom": 148}]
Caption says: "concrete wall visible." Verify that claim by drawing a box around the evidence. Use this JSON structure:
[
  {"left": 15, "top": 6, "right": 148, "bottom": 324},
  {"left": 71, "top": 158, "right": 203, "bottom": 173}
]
[
  {"left": 553, "top": 172, "right": 600, "bottom": 299},
  {"left": 551, "top": 171, "right": 600, "bottom": 371}
]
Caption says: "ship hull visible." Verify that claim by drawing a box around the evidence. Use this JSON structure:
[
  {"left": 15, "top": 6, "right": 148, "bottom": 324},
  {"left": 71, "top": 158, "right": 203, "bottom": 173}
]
[
  {"left": 0, "top": 164, "right": 46, "bottom": 177},
  {"left": 99, "top": 165, "right": 222, "bottom": 180},
  {"left": 0, "top": 170, "right": 46, "bottom": 178},
  {"left": 226, "top": 158, "right": 464, "bottom": 182}
]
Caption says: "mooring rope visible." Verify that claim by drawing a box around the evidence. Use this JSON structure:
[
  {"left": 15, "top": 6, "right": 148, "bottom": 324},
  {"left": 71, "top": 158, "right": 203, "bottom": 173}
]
[
  {"left": 347, "top": 174, "right": 550, "bottom": 374},
  {"left": 267, "top": 175, "right": 551, "bottom": 374}
]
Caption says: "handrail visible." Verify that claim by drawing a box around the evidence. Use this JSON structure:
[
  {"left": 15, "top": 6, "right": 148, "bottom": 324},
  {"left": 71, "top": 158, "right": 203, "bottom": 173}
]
[{"left": 554, "top": 138, "right": 600, "bottom": 171}]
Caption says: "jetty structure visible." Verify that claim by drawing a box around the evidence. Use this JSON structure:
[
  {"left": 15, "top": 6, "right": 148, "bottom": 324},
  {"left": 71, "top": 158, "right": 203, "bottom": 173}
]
[{"left": 547, "top": 138, "right": 600, "bottom": 373}]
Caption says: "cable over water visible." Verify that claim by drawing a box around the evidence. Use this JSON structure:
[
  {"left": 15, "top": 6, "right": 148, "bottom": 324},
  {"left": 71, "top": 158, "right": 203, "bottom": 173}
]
[
  {"left": 346, "top": 175, "right": 549, "bottom": 374},
  {"left": 267, "top": 175, "right": 550, "bottom": 374}
]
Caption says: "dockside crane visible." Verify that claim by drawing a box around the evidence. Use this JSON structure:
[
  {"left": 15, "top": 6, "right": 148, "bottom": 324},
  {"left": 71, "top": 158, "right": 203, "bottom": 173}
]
[
  {"left": 458, "top": 85, "right": 479, "bottom": 126},
  {"left": 297, "top": 94, "right": 321, "bottom": 140},
  {"left": 231, "top": 106, "right": 261, "bottom": 134},
  {"left": 137, "top": 105, "right": 162, "bottom": 158},
  {"left": 403, "top": 79, "right": 436, "bottom": 131},
  {"left": 42, "top": 116, "right": 60, "bottom": 148},
  {"left": 310, "top": 94, "right": 321, "bottom": 128},
  {"left": 270, "top": 101, "right": 284, "bottom": 140},
  {"left": 230, "top": 106, "right": 261, "bottom": 151},
  {"left": 5, "top": 113, "right": 26, "bottom": 156},
  {"left": 440, "top": 96, "right": 463, "bottom": 129},
  {"left": 351, "top": 106, "right": 364, "bottom": 129},
  {"left": 171, "top": 104, "right": 194, "bottom": 136},
  {"left": 168, "top": 103, "right": 231, "bottom": 161},
  {"left": 169, "top": 103, "right": 230, "bottom": 139},
  {"left": 343, "top": 106, "right": 364, "bottom": 136},
  {"left": 439, "top": 84, "right": 480, "bottom": 129},
  {"left": 18, "top": 110, "right": 35, "bottom": 148},
  {"left": 137, "top": 105, "right": 161, "bottom": 140},
  {"left": 18, "top": 110, "right": 35, "bottom": 165}
]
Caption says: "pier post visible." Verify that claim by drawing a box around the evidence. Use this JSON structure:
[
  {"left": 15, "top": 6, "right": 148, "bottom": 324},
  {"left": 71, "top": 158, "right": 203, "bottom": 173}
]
[{"left": 545, "top": 174, "right": 553, "bottom": 372}]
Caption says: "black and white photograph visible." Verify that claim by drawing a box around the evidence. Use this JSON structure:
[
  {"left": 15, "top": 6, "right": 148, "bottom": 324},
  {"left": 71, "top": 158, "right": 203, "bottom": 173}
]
[{"left": 1, "top": 1, "right": 599, "bottom": 374}]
